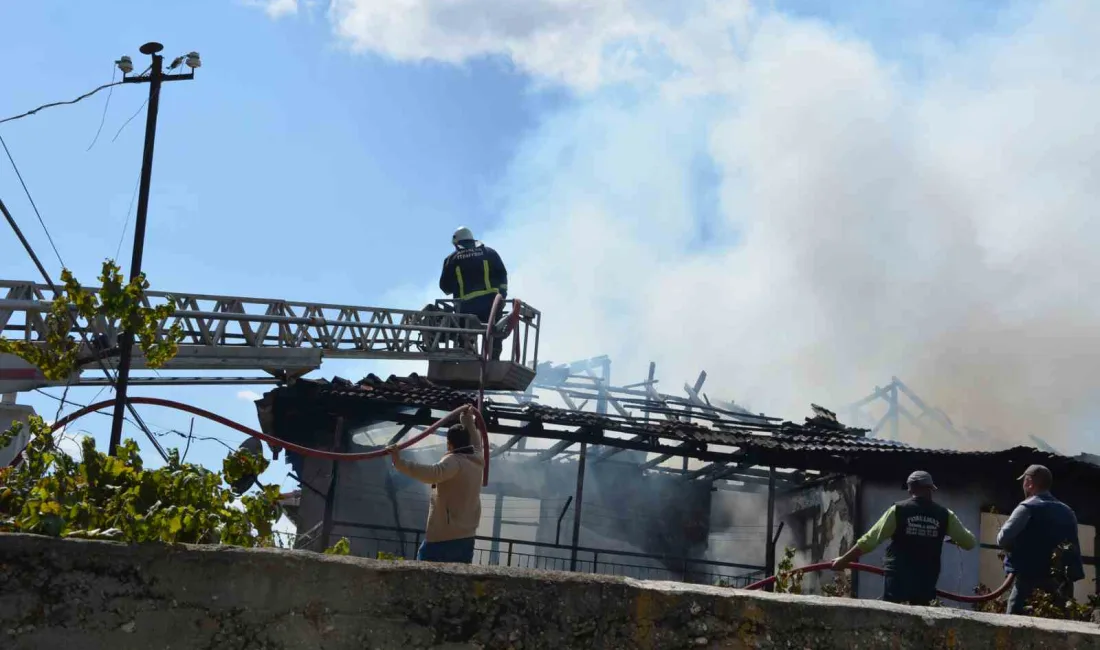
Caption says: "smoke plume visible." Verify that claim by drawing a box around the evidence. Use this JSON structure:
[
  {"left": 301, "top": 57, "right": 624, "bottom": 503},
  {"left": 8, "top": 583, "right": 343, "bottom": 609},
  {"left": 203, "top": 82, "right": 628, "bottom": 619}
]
[{"left": 270, "top": 0, "right": 1100, "bottom": 453}]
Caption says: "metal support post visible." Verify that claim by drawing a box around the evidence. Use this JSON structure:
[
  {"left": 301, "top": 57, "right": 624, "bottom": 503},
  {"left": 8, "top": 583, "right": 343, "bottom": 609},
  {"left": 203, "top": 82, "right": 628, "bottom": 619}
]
[
  {"left": 596, "top": 357, "right": 610, "bottom": 415},
  {"left": 490, "top": 494, "right": 503, "bottom": 565},
  {"left": 555, "top": 496, "right": 574, "bottom": 545},
  {"left": 887, "top": 382, "right": 900, "bottom": 441},
  {"left": 108, "top": 41, "right": 193, "bottom": 455},
  {"left": 319, "top": 418, "right": 345, "bottom": 552},
  {"left": 852, "top": 478, "right": 864, "bottom": 597},
  {"left": 765, "top": 466, "right": 777, "bottom": 591},
  {"left": 569, "top": 443, "right": 588, "bottom": 571}
]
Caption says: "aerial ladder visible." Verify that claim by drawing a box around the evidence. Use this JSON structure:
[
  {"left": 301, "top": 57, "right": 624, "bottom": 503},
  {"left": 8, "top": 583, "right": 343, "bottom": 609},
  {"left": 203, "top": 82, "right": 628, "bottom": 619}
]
[{"left": 0, "top": 279, "right": 541, "bottom": 394}]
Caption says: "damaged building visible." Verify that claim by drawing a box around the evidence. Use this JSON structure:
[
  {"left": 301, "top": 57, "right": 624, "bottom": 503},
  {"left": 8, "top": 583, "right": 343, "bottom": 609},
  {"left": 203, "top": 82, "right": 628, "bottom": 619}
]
[{"left": 256, "top": 358, "right": 1099, "bottom": 607}]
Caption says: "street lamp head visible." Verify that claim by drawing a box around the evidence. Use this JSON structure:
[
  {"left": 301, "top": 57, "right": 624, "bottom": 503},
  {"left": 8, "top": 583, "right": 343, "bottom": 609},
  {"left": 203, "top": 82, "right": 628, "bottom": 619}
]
[
  {"left": 116, "top": 56, "right": 134, "bottom": 75},
  {"left": 139, "top": 42, "right": 164, "bottom": 56},
  {"left": 185, "top": 52, "right": 202, "bottom": 69}
]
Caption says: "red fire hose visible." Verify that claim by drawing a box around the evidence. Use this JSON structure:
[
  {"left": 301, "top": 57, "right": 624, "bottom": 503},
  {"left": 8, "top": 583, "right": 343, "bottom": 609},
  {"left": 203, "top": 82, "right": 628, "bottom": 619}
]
[
  {"left": 476, "top": 294, "right": 521, "bottom": 413},
  {"left": 11, "top": 297, "right": 534, "bottom": 485},
  {"left": 27, "top": 396, "right": 492, "bottom": 486},
  {"left": 744, "top": 561, "right": 1015, "bottom": 604}
]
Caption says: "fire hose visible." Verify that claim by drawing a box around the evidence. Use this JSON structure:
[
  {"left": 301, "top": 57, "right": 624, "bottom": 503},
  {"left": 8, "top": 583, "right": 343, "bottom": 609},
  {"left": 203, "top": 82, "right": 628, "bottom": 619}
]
[
  {"left": 743, "top": 561, "right": 1015, "bottom": 604},
  {"left": 11, "top": 296, "right": 528, "bottom": 485},
  {"left": 476, "top": 293, "right": 521, "bottom": 413},
  {"left": 41, "top": 396, "right": 491, "bottom": 483}
]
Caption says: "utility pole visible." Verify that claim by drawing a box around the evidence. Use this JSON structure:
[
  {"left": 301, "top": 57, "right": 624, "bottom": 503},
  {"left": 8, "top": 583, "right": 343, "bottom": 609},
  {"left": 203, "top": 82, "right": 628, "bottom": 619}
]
[{"left": 108, "top": 42, "right": 199, "bottom": 455}]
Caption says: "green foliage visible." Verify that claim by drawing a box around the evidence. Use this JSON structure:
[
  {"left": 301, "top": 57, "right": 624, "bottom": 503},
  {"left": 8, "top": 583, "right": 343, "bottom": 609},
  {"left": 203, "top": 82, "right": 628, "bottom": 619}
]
[
  {"left": 0, "top": 415, "right": 280, "bottom": 547},
  {"left": 376, "top": 550, "right": 404, "bottom": 561},
  {"left": 324, "top": 537, "right": 351, "bottom": 555},
  {"left": 1022, "top": 543, "right": 1099, "bottom": 621},
  {"left": 821, "top": 570, "right": 852, "bottom": 598},
  {"left": 774, "top": 546, "right": 804, "bottom": 595},
  {"left": 0, "top": 260, "right": 183, "bottom": 380},
  {"left": 972, "top": 583, "right": 1008, "bottom": 614}
]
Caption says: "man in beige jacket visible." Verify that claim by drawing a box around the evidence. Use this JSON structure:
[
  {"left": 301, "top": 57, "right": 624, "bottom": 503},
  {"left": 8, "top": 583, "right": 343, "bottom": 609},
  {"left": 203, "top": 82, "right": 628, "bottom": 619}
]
[{"left": 387, "top": 405, "right": 484, "bottom": 563}]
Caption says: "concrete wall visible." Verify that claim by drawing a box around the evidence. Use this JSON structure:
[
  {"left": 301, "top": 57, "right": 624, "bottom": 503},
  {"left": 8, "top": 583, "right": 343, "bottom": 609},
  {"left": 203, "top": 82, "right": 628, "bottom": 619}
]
[
  {"left": 2, "top": 533, "right": 1098, "bottom": 650},
  {"left": 857, "top": 478, "right": 994, "bottom": 607}
]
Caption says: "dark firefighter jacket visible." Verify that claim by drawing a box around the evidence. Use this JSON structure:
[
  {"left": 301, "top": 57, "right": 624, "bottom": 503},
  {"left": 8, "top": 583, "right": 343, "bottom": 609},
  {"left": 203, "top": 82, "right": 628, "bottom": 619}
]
[{"left": 439, "top": 244, "right": 508, "bottom": 302}]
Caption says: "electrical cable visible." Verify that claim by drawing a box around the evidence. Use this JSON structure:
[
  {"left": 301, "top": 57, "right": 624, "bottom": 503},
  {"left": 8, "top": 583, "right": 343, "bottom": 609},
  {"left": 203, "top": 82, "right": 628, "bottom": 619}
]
[
  {"left": 0, "top": 135, "right": 64, "bottom": 267},
  {"left": 113, "top": 174, "right": 141, "bottom": 265},
  {"left": 111, "top": 98, "right": 147, "bottom": 143},
  {"left": 86, "top": 67, "right": 117, "bottom": 151},
  {"left": 0, "top": 81, "right": 125, "bottom": 127},
  {"left": 34, "top": 388, "right": 231, "bottom": 454},
  {"left": 181, "top": 417, "right": 195, "bottom": 463},
  {"left": 0, "top": 146, "right": 168, "bottom": 461}
]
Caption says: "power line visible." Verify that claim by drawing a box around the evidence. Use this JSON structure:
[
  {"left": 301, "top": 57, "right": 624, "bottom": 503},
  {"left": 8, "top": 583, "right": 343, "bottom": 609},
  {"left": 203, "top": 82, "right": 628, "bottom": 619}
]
[
  {"left": 0, "top": 197, "right": 55, "bottom": 296},
  {"left": 182, "top": 417, "right": 195, "bottom": 463},
  {"left": 34, "top": 388, "right": 238, "bottom": 454},
  {"left": 1, "top": 192, "right": 168, "bottom": 461},
  {"left": 86, "top": 67, "right": 118, "bottom": 151},
  {"left": 112, "top": 98, "right": 147, "bottom": 143},
  {"left": 0, "top": 80, "right": 124, "bottom": 127},
  {"left": 115, "top": 175, "right": 140, "bottom": 260},
  {"left": 0, "top": 134, "right": 64, "bottom": 267}
]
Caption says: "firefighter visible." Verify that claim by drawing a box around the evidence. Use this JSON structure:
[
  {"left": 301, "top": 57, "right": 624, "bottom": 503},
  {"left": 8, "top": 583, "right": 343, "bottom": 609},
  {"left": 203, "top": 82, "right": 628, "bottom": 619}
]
[
  {"left": 831, "top": 470, "right": 977, "bottom": 605},
  {"left": 386, "top": 405, "right": 484, "bottom": 563},
  {"left": 439, "top": 226, "right": 509, "bottom": 359},
  {"left": 997, "top": 464, "right": 1084, "bottom": 615}
]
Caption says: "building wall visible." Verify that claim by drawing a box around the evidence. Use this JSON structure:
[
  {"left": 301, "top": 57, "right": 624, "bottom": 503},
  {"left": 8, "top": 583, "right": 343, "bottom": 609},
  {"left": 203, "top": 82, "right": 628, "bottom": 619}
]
[
  {"left": 291, "top": 445, "right": 716, "bottom": 581},
  {"left": 856, "top": 478, "right": 993, "bottom": 608},
  {"left": 0, "top": 398, "right": 35, "bottom": 467},
  {"left": 776, "top": 475, "right": 859, "bottom": 594},
  {"left": 707, "top": 488, "right": 769, "bottom": 570}
]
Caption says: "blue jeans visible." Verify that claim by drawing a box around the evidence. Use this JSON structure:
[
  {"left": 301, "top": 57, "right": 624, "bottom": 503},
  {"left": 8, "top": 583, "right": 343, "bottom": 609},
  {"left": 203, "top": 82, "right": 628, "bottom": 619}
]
[
  {"left": 417, "top": 537, "right": 475, "bottom": 564},
  {"left": 1006, "top": 574, "right": 1064, "bottom": 615}
]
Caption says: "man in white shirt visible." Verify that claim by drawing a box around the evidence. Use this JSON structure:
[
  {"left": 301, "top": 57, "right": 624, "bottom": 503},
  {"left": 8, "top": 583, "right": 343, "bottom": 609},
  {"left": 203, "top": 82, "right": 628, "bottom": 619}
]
[{"left": 387, "top": 405, "right": 484, "bottom": 563}]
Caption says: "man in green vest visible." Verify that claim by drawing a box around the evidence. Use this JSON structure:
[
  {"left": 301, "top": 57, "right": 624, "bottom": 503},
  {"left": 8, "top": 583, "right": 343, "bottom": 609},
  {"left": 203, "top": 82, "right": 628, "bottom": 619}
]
[{"left": 832, "top": 470, "right": 977, "bottom": 605}]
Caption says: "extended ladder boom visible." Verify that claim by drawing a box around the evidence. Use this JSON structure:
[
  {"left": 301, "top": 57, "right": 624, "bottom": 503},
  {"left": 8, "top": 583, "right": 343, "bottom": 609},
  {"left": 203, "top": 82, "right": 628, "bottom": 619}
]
[{"left": 0, "top": 280, "right": 540, "bottom": 389}]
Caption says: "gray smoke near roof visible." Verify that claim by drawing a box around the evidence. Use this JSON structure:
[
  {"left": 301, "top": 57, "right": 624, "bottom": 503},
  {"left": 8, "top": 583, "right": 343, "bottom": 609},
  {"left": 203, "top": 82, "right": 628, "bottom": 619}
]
[
  {"left": 475, "top": 1, "right": 1100, "bottom": 454},
  {"left": 331, "top": 1, "right": 1100, "bottom": 454}
]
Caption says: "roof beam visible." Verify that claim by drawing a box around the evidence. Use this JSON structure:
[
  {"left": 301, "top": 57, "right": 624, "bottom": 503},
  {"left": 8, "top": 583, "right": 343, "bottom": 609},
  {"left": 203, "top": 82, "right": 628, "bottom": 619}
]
[
  {"left": 530, "top": 439, "right": 576, "bottom": 463},
  {"left": 491, "top": 435, "right": 524, "bottom": 458},
  {"left": 639, "top": 453, "right": 674, "bottom": 470},
  {"left": 685, "top": 461, "right": 750, "bottom": 482}
]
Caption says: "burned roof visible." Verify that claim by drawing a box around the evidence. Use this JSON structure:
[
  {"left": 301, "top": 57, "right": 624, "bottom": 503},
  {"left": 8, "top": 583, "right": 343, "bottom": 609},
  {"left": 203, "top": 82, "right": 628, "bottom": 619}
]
[{"left": 255, "top": 375, "right": 1100, "bottom": 494}]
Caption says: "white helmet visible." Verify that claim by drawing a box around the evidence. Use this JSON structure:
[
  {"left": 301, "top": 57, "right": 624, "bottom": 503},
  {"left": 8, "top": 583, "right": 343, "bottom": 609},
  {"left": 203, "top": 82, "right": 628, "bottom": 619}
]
[{"left": 452, "top": 226, "right": 475, "bottom": 247}]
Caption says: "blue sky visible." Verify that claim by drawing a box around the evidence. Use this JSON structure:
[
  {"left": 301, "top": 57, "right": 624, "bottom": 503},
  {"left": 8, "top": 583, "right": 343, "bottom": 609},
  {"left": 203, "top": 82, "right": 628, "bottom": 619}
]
[
  {"left": 3, "top": 0, "right": 1098, "bottom": 497},
  {"left": 0, "top": 1, "right": 568, "bottom": 492}
]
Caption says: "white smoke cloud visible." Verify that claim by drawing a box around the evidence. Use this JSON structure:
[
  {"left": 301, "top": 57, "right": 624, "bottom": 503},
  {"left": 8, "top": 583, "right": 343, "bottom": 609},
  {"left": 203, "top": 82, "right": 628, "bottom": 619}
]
[
  {"left": 325, "top": 0, "right": 752, "bottom": 92},
  {"left": 245, "top": 0, "right": 301, "bottom": 19},
  {"left": 258, "top": 0, "right": 1100, "bottom": 453}
]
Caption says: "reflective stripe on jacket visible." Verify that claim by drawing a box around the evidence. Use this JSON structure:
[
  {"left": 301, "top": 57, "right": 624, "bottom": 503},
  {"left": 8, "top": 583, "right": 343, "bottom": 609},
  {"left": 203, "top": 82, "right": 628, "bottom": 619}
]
[{"left": 439, "top": 243, "right": 508, "bottom": 300}]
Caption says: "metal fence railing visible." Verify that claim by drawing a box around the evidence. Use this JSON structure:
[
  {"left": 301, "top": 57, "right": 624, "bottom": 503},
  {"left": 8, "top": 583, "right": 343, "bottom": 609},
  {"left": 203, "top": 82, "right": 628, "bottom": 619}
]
[{"left": 275, "top": 522, "right": 765, "bottom": 588}]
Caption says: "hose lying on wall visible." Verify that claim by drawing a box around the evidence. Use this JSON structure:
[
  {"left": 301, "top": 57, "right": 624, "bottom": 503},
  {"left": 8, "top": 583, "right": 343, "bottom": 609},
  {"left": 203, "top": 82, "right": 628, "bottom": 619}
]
[
  {"left": 28, "top": 396, "right": 492, "bottom": 486},
  {"left": 743, "top": 561, "right": 1015, "bottom": 604}
]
